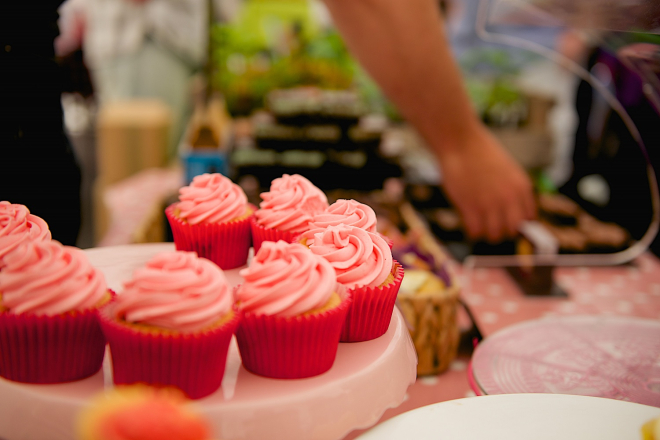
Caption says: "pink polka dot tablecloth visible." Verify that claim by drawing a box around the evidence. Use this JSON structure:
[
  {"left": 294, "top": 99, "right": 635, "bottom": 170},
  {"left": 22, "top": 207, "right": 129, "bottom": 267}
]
[
  {"left": 347, "top": 254, "right": 660, "bottom": 437},
  {"left": 459, "top": 253, "right": 660, "bottom": 338},
  {"left": 471, "top": 316, "right": 660, "bottom": 406}
]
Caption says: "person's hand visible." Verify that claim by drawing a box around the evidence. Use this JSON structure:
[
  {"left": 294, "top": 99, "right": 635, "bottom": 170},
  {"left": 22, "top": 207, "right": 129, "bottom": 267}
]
[{"left": 437, "top": 125, "right": 536, "bottom": 243}]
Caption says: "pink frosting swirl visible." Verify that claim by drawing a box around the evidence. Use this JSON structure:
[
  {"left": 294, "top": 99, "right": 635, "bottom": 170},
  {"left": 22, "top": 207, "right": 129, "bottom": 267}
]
[
  {"left": 177, "top": 173, "right": 248, "bottom": 225},
  {"left": 114, "top": 251, "right": 233, "bottom": 332},
  {"left": 255, "top": 174, "right": 328, "bottom": 233},
  {"left": 309, "top": 199, "right": 377, "bottom": 233},
  {"left": 236, "top": 241, "right": 336, "bottom": 317},
  {"left": 0, "top": 202, "right": 51, "bottom": 267},
  {"left": 305, "top": 224, "right": 393, "bottom": 289},
  {"left": 0, "top": 240, "right": 107, "bottom": 316}
]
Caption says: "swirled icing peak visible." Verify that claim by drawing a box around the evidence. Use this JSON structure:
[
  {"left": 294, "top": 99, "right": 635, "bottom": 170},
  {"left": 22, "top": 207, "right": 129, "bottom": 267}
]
[
  {"left": 0, "top": 240, "right": 107, "bottom": 316},
  {"left": 114, "top": 251, "right": 233, "bottom": 332},
  {"left": 305, "top": 224, "right": 392, "bottom": 289},
  {"left": 254, "top": 174, "right": 328, "bottom": 233},
  {"left": 309, "top": 199, "right": 377, "bottom": 233},
  {"left": 0, "top": 201, "right": 51, "bottom": 267},
  {"left": 236, "top": 241, "right": 336, "bottom": 317},
  {"left": 177, "top": 173, "right": 248, "bottom": 225}
]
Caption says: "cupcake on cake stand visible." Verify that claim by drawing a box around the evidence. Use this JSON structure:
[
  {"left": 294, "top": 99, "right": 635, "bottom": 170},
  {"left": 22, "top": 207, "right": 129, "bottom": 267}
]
[{"left": 0, "top": 243, "right": 416, "bottom": 440}]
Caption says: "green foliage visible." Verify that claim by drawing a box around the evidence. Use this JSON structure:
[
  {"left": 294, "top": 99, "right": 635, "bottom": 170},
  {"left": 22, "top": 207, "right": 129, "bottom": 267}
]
[
  {"left": 460, "top": 48, "right": 529, "bottom": 125},
  {"left": 210, "top": 1, "right": 368, "bottom": 116},
  {"left": 533, "top": 170, "right": 558, "bottom": 194}
]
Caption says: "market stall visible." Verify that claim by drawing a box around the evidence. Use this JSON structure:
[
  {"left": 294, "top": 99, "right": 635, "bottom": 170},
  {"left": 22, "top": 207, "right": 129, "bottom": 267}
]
[{"left": 2, "top": 0, "right": 660, "bottom": 438}]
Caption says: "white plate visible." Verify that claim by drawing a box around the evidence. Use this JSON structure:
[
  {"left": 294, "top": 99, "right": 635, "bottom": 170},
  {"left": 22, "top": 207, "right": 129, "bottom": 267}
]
[{"left": 357, "top": 394, "right": 660, "bottom": 440}]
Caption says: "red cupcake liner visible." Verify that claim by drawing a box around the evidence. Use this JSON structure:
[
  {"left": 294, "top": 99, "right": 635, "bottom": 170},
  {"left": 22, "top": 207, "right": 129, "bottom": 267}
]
[
  {"left": 249, "top": 217, "right": 299, "bottom": 254},
  {"left": 166, "top": 204, "right": 254, "bottom": 270},
  {"left": 0, "top": 307, "right": 107, "bottom": 384},
  {"left": 99, "top": 303, "right": 241, "bottom": 400},
  {"left": 236, "top": 289, "right": 352, "bottom": 379},
  {"left": 341, "top": 261, "right": 404, "bottom": 342}
]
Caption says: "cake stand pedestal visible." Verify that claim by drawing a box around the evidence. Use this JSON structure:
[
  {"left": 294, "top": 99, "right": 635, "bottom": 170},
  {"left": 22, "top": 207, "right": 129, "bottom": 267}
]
[{"left": 0, "top": 243, "right": 417, "bottom": 440}]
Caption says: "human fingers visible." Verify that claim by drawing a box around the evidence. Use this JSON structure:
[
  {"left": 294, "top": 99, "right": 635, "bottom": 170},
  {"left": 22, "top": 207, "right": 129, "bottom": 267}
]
[
  {"left": 504, "top": 200, "right": 525, "bottom": 238},
  {"left": 461, "top": 206, "right": 484, "bottom": 241},
  {"left": 517, "top": 176, "right": 537, "bottom": 220},
  {"left": 523, "top": 189, "right": 537, "bottom": 220},
  {"left": 484, "top": 207, "right": 505, "bottom": 243}
]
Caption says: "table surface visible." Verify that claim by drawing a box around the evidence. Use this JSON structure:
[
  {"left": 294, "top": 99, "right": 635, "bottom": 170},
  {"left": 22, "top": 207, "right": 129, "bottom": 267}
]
[
  {"left": 461, "top": 253, "right": 660, "bottom": 337},
  {"left": 345, "top": 252, "right": 660, "bottom": 438}
]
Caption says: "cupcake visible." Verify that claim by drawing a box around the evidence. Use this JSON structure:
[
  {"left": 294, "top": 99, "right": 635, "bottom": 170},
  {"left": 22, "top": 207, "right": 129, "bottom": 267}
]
[
  {"left": 306, "top": 199, "right": 393, "bottom": 248},
  {"left": 166, "top": 173, "right": 254, "bottom": 270},
  {"left": 309, "top": 199, "right": 377, "bottom": 232},
  {"left": 0, "top": 240, "right": 109, "bottom": 383},
  {"left": 251, "top": 174, "right": 328, "bottom": 253},
  {"left": 0, "top": 201, "right": 51, "bottom": 268},
  {"left": 235, "top": 240, "right": 351, "bottom": 378},
  {"left": 302, "top": 224, "right": 404, "bottom": 342},
  {"left": 99, "top": 251, "right": 240, "bottom": 399},
  {"left": 78, "top": 385, "right": 212, "bottom": 440}
]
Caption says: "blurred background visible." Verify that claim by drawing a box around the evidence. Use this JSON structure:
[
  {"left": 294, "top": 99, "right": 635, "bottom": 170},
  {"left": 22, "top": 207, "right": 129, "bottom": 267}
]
[{"left": 53, "top": 0, "right": 660, "bottom": 268}]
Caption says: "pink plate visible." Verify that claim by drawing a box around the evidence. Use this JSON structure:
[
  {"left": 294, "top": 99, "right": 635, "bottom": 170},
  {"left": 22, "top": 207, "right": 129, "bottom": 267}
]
[
  {"left": 471, "top": 315, "right": 660, "bottom": 406},
  {"left": 0, "top": 243, "right": 417, "bottom": 440}
]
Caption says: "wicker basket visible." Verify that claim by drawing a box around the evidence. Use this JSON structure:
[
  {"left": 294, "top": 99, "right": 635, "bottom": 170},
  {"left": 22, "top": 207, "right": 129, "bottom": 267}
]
[
  {"left": 396, "top": 203, "right": 461, "bottom": 376},
  {"left": 397, "top": 275, "right": 460, "bottom": 376}
]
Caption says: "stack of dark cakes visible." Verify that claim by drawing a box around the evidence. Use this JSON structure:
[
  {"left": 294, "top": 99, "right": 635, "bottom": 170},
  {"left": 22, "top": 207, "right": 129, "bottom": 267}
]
[{"left": 232, "top": 87, "right": 402, "bottom": 192}]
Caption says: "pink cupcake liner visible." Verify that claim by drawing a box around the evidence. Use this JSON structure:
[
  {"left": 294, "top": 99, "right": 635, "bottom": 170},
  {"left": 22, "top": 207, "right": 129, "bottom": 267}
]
[
  {"left": 0, "top": 307, "right": 107, "bottom": 384},
  {"left": 99, "top": 303, "right": 241, "bottom": 400},
  {"left": 166, "top": 204, "right": 254, "bottom": 270},
  {"left": 236, "top": 290, "right": 352, "bottom": 379},
  {"left": 249, "top": 217, "right": 299, "bottom": 254},
  {"left": 341, "top": 261, "right": 404, "bottom": 342}
]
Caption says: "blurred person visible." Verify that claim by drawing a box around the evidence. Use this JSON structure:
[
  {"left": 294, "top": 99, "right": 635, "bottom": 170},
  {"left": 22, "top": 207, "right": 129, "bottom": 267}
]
[
  {"left": 1, "top": 2, "right": 82, "bottom": 245},
  {"left": 322, "top": 0, "right": 536, "bottom": 243},
  {"left": 81, "top": 0, "right": 224, "bottom": 157}
]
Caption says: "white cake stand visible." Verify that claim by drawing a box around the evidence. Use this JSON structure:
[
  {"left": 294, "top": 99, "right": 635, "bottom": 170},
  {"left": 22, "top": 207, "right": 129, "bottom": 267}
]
[{"left": 0, "top": 243, "right": 417, "bottom": 440}]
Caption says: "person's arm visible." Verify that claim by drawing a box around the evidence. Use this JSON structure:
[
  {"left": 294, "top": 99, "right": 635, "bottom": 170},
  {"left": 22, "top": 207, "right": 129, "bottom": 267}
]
[{"left": 323, "top": 0, "right": 536, "bottom": 242}]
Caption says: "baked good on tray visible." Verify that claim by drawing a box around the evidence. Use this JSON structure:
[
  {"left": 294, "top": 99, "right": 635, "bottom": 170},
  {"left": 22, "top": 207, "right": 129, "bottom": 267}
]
[
  {"left": 538, "top": 193, "right": 580, "bottom": 226},
  {"left": 166, "top": 173, "right": 254, "bottom": 270},
  {"left": 577, "top": 212, "right": 629, "bottom": 251},
  {"left": 99, "top": 251, "right": 240, "bottom": 399},
  {"left": 0, "top": 240, "right": 110, "bottom": 383},
  {"left": 235, "top": 240, "right": 350, "bottom": 379},
  {"left": 538, "top": 193, "right": 630, "bottom": 253}
]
